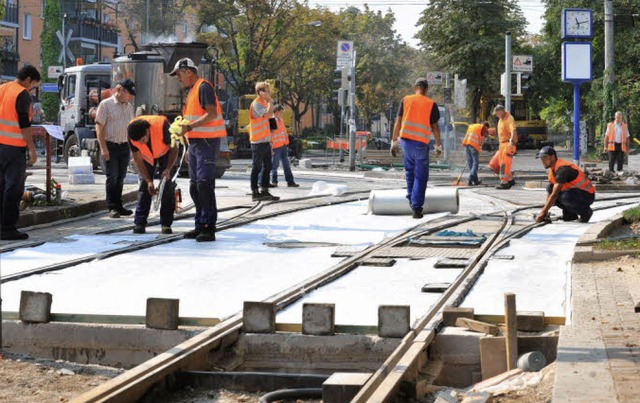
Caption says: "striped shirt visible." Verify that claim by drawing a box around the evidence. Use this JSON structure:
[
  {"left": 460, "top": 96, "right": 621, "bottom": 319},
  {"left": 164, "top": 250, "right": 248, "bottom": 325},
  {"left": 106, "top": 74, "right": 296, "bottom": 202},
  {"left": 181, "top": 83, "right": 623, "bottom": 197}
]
[{"left": 95, "top": 95, "right": 134, "bottom": 144}]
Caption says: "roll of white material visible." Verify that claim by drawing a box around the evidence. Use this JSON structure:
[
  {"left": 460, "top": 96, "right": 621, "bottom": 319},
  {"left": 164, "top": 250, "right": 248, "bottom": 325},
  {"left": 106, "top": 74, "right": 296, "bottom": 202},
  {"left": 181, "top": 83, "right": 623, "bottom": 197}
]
[{"left": 368, "top": 187, "right": 459, "bottom": 215}]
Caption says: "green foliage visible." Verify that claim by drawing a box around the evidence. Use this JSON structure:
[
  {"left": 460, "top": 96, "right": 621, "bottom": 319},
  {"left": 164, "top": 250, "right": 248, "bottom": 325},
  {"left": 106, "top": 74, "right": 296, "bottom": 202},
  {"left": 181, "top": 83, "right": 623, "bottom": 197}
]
[
  {"left": 40, "top": 0, "right": 62, "bottom": 121},
  {"left": 596, "top": 238, "right": 640, "bottom": 251},
  {"left": 623, "top": 207, "right": 640, "bottom": 224}
]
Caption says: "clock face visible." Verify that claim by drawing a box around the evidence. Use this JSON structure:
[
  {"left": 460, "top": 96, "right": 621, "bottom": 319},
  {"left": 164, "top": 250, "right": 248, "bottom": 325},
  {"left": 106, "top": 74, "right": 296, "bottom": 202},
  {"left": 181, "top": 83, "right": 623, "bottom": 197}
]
[{"left": 565, "top": 10, "right": 592, "bottom": 37}]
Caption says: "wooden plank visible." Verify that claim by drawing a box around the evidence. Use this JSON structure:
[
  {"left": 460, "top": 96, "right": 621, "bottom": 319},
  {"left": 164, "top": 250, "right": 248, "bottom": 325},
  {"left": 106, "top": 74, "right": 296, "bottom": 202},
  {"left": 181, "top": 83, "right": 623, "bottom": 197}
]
[
  {"left": 474, "top": 314, "right": 565, "bottom": 326},
  {"left": 434, "top": 258, "right": 469, "bottom": 268},
  {"left": 504, "top": 293, "right": 518, "bottom": 370},
  {"left": 421, "top": 283, "right": 450, "bottom": 293},
  {"left": 275, "top": 323, "right": 377, "bottom": 335},
  {"left": 360, "top": 258, "right": 396, "bottom": 267},
  {"left": 1, "top": 311, "right": 220, "bottom": 327},
  {"left": 455, "top": 317, "right": 499, "bottom": 336}
]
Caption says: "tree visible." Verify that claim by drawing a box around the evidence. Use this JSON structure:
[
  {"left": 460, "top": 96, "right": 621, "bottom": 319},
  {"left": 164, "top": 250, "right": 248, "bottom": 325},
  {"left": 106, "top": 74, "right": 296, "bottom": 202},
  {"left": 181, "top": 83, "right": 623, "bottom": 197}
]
[
  {"left": 40, "top": 0, "right": 63, "bottom": 122},
  {"left": 416, "top": 0, "right": 527, "bottom": 121}
]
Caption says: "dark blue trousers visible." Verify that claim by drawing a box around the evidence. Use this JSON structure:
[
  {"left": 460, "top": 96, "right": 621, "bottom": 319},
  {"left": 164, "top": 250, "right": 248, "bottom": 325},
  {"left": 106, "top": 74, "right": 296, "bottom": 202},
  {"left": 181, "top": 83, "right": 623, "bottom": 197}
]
[
  {"left": 0, "top": 144, "right": 26, "bottom": 232},
  {"left": 251, "top": 142, "right": 272, "bottom": 191},
  {"left": 401, "top": 138, "right": 430, "bottom": 210},
  {"left": 465, "top": 145, "right": 480, "bottom": 185},
  {"left": 546, "top": 183, "right": 594, "bottom": 217},
  {"left": 102, "top": 142, "right": 131, "bottom": 210},
  {"left": 188, "top": 138, "right": 220, "bottom": 231},
  {"left": 271, "top": 145, "right": 295, "bottom": 184},
  {"left": 134, "top": 153, "right": 176, "bottom": 227}
]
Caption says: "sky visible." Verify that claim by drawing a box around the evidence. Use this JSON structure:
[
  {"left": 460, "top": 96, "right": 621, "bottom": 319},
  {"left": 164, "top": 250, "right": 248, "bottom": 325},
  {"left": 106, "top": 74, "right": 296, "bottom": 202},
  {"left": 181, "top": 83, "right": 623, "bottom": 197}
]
[{"left": 312, "top": 0, "right": 546, "bottom": 48}]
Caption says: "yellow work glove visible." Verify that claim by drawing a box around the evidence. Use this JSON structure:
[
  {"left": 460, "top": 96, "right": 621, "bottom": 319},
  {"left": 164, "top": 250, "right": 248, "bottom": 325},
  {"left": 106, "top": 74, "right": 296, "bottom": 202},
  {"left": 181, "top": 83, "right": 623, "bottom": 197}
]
[{"left": 169, "top": 116, "right": 190, "bottom": 148}]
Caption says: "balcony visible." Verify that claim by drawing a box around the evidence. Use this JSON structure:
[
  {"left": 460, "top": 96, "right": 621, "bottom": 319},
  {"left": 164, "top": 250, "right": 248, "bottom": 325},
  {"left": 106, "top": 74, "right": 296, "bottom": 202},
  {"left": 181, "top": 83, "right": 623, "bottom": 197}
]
[
  {"left": 1, "top": 4, "right": 19, "bottom": 26},
  {"left": 0, "top": 49, "right": 19, "bottom": 77},
  {"left": 67, "top": 20, "right": 119, "bottom": 47}
]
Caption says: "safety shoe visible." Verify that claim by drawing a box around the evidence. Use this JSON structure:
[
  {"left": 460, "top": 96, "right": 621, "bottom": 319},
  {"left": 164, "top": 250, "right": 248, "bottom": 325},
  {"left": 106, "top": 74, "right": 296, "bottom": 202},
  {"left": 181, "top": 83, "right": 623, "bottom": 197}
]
[
  {"left": 0, "top": 229, "right": 29, "bottom": 240},
  {"left": 508, "top": 179, "right": 516, "bottom": 187},
  {"left": 495, "top": 182, "right": 512, "bottom": 190},
  {"left": 260, "top": 189, "right": 280, "bottom": 201},
  {"left": 412, "top": 208, "right": 424, "bottom": 219},
  {"left": 184, "top": 229, "right": 201, "bottom": 239},
  {"left": 133, "top": 225, "right": 146, "bottom": 234},
  {"left": 116, "top": 207, "right": 133, "bottom": 216},
  {"left": 108, "top": 209, "right": 121, "bottom": 218},
  {"left": 287, "top": 182, "right": 300, "bottom": 187},
  {"left": 251, "top": 189, "right": 263, "bottom": 202},
  {"left": 161, "top": 226, "right": 172, "bottom": 234},
  {"left": 196, "top": 228, "right": 216, "bottom": 242},
  {"left": 268, "top": 183, "right": 278, "bottom": 188},
  {"left": 579, "top": 208, "right": 593, "bottom": 223},
  {"left": 562, "top": 212, "right": 579, "bottom": 222}
]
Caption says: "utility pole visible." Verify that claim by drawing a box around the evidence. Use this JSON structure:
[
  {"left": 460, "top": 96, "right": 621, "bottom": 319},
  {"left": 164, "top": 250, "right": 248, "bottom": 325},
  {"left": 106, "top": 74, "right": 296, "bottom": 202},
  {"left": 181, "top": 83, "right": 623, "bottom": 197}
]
[
  {"left": 504, "top": 32, "right": 512, "bottom": 113},
  {"left": 603, "top": 0, "right": 615, "bottom": 126},
  {"left": 348, "top": 63, "right": 356, "bottom": 171}
]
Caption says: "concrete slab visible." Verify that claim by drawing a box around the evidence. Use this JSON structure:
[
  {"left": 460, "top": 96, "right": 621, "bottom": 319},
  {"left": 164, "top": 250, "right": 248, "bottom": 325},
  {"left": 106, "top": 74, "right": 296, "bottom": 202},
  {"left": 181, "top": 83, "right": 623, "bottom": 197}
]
[
  {"left": 378, "top": 305, "right": 410, "bottom": 338},
  {"left": 302, "top": 303, "right": 335, "bottom": 336},
  {"left": 322, "top": 372, "right": 371, "bottom": 403},
  {"left": 242, "top": 302, "right": 276, "bottom": 334},
  {"left": 19, "top": 290, "right": 52, "bottom": 323},
  {"left": 146, "top": 298, "right": 179, "bottom": 330}
]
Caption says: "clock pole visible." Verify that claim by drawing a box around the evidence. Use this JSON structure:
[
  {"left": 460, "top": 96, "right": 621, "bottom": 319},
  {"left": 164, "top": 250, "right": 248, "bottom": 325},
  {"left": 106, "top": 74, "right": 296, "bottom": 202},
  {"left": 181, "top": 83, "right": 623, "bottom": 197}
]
[{"left": 573, "top": 83, "right": 581, "bottom": 162}]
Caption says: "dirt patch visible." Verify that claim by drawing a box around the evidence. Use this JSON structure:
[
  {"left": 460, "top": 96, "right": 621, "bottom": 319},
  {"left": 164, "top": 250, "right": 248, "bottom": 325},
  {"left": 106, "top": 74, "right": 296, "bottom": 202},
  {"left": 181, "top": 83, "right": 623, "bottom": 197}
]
[{"left": 0, "top": 352, "right": 122, "bottom": 402}]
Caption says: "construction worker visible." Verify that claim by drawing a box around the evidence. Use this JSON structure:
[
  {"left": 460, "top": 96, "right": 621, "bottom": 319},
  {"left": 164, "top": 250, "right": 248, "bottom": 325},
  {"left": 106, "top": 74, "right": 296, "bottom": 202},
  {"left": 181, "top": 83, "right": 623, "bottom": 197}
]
[
  {"left": 535, "top": 146, "right": 595, "bottom": 223},
  {"left": 269, "top": 104, "right": 299, "bottom": 188},
  {"left": 0, "top": 65, "right": 41, "bottom": 240},
  {"left": 604, "top": 111, "right": 631, "bottom": 172},
  {"left": 127, "top": 116, "right": 178, "bottom": 235},
  {"left": 462, "top": 122, "right": 489, "bottom": 186},
  {"left": 249, "top": 81, "right": 279, "bottom": 201},
  {"left": 96, "top": 79, "right": 136, "bottom": 218},
  {"left": 391, "top": 78, "right": 442, "bottom": 219},
  {"left": 171, "top": 57, "right": 227, "bottom": 242},
  {"left": 488, "top": 104, "right": 517, "bottom": 189}
]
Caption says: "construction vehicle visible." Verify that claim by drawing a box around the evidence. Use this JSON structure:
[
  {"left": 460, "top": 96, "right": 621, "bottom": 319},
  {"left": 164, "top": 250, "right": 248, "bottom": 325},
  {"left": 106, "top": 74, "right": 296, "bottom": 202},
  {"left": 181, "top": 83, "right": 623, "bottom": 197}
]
[
  {"left": 481, "top": 94, "right": 547, "bottom": 150},
  {"left": 229, "top": 79, "right": 302, "bottom": 158},
  {"left": 57, "top": 42, "right": 231, "bottom": 178}
]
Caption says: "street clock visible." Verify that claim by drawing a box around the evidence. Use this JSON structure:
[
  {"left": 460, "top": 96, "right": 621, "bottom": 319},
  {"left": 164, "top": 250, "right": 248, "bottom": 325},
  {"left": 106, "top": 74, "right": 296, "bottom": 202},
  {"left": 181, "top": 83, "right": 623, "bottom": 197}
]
[{"left": 561, "top": 8, "right": 593, "bottom": 39}]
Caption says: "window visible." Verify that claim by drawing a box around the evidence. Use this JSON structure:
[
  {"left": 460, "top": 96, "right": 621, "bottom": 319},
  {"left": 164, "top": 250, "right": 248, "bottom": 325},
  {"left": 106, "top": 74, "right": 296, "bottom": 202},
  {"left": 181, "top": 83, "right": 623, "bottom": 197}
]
[{"left": 23, "top": 13, "right": 32, "bottom": 40}]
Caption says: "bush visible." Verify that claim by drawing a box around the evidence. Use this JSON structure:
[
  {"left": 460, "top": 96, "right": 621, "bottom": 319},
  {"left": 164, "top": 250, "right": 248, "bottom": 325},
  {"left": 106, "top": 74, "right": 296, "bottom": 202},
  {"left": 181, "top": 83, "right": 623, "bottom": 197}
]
[{"left": 623, "top": 207, "right": 640, "bottom": 223}]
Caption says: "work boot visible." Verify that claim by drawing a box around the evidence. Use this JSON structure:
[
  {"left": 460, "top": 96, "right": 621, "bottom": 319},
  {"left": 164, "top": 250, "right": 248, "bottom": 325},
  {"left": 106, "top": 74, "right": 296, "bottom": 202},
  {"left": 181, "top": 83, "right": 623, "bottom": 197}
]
[
  {"left": 251, "top": 189, "right": 263, "bottom": 202},
  {"left": 116, "top": 207, "right": 133, "bottom": 216},
  {"left": 508, "top": 179, "right": 516, "bottom": 187},
  {"left": 268, "top": 182, "right": 278, "bottom": 188},
  {"left": 579, "top": 208, "right": 593, "bottom": 223},
  {"left": 287, "top": 182, "right": 300, "bottom": 187},
  {"left": 196, "top": 227, "right": 216, "bottom": 242},
  {"left": 562, "top": 212, "right": 579, "bottom": 222},
  {"left": 0, "top": 229, "right": 29, "bottom": 240},
  {"left": 495, "top": 182, "right": 512, "bottom": 190},
  {"left": 108, "top": 209, "right": 121, "bottom": 218},
  {"left": 260, "top": 189, "right": 280, "bottom": 201},
  {"left": 161, "top": 226, "right": 172, "bottom": 234},
  {"left": 133, "top": 225, "right": 146, "bottom": 234},
  {"left": 412, "top": 208, "right": 424, "bottom": 219},
  {"left": 184, "top": 229, "right": 201, "bottom": 239}
]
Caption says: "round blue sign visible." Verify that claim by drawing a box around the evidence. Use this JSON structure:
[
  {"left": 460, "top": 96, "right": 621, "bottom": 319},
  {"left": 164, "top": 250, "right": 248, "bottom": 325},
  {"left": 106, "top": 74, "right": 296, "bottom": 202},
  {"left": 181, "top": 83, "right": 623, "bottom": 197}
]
[{"left": 340, "top": 42, "right": 350, "bottom": 52}]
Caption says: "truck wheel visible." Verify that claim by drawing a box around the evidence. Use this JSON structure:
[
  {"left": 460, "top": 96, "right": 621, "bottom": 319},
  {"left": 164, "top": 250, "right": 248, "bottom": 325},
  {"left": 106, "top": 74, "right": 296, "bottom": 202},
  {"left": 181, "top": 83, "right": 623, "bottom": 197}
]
[{"left": 63, "top": 133, "right": 80, "bottom": 163}]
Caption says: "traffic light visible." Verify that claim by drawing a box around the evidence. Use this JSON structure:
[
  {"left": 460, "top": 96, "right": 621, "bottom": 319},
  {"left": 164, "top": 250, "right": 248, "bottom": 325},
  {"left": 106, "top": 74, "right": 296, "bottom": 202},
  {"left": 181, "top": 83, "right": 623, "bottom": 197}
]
[
  {"left": 443, "top": 87, "right": 453, "bottom": 104},
  {"left": 332, "top": 88, "right": 346, "bottom": 106},
  {"left": 333, "top": 67, "right": 349, "bottom": 89}
]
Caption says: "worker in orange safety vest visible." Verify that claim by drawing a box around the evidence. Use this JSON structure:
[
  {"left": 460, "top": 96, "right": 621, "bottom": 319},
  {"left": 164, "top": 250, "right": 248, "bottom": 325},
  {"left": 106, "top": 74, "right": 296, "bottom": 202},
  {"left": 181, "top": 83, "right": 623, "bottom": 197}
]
[
  {"left": 488, "top": 104, "right": 518, "bottom": 189},
  {"left": 603, "top": 111, "right": 631, "bottom": 173},
  {"left": 127, "top": 115, "right": 178, "bottom": 235},
  {"left": 249, "top": 81, "right": 279, "bottom": 202},
  {"left": 535, "top": 146, "right": 595, "bottom": 224},
  {"left": 461, "top": 122, "right": 489, "bottom": 186}
]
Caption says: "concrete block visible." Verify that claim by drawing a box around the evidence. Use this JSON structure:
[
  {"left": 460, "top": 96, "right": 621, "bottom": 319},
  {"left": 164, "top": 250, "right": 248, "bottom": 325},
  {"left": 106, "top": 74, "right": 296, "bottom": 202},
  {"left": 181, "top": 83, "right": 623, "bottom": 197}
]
[
  {"left": 243, "top": 301, "right": 276, "bottom": 334},
  {"left": 299, "top": 158, "right": 312, "bottom": 169},
  {"left": 433, "top": 327, "right": 483, "bottom": 365},
  {"left": 322, "top": 372, "right": 371, "bottom": 403},
  {"left": 480, "top": 335, "right": 558, "bottom": 380},
  {"left": 68, "top": 173, "right": 95, "bottom": 184},
  {"left": 516, "top": 311, "right": 545, "bottom": 332},
  {"left": 302, "top": 303, "right": 335, "bottom": 336},
  {"left": 145, "top": 298, "right": 179, "bottom": 330},
  {"left": 19, "top": 291, "right": 52, "bottom": 323},
  {"left": 442, "top": 306, "right": 474, "bottom": 327},
  {"left": 124, "top": 172, "right": 139, "bottom": 184},
  {"left": 378, "top": 305, "right": 410, "bottom": 338}
]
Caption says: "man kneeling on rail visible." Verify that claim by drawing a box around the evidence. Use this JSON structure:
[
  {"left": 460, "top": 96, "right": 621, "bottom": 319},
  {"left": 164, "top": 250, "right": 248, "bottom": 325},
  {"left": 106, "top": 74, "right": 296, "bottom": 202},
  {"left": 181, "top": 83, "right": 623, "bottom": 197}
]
[
  {"left": 128, "top": 116, "right": 178, "bottom": 234},
  {"left": 535, "top": 146, "right": 595, "bottom": 224}
]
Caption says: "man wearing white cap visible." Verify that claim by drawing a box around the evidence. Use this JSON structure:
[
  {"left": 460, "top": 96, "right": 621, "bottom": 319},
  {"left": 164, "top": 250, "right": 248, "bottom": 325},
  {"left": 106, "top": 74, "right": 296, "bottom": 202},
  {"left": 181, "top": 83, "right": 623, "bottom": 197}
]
[{"left": 170, "top": 58, "right": 227, "bottom": 242}]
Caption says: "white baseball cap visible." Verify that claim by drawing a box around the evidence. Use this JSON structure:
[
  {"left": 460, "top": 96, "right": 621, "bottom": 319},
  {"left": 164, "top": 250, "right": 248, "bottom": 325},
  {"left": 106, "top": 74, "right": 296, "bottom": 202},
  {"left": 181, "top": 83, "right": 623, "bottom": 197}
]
[{"left": 169, "top": 58, "right": 197, "bottom": 76}]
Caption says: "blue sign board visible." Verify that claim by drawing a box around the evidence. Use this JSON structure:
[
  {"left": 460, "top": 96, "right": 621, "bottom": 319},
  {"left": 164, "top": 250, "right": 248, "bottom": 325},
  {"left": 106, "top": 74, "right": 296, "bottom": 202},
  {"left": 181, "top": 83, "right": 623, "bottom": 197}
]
[{"left": 42, "top": 83, "right": 58, "bottom": 93}]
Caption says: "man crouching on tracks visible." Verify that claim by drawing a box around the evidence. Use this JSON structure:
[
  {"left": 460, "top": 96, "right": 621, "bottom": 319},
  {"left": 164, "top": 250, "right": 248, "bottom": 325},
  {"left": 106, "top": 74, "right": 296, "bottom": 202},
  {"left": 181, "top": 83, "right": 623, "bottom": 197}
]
[
  {"left": 171, "top": 57, "right": 227, "bottom": 242},
  {"left": 391, "top": 78, "right": 442, "bottom": 219},
  {"left": 535, "top": 146, "right": 595, "bottom": 223},
  {"left": 128, "top": 116, "right": 177, "bottom": 234}
]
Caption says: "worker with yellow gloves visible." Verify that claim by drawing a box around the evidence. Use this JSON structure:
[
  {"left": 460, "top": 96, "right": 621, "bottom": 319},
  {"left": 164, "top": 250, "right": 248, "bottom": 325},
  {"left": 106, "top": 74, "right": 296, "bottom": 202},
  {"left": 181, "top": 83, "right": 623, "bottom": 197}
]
[{"left": 169, "top": 115, "right": 189, "bottom": 148}]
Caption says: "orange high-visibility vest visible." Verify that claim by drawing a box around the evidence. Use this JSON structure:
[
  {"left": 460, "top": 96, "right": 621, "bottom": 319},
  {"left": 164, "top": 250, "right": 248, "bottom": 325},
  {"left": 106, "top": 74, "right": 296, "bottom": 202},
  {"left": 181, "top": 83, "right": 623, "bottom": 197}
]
[
  {"left": 0, "top": 82, "right": 31, "bottom": 147},
  {"left": 549, "top": 158, "right": 595, "bottom": 194},
  {"left": 249, "top": 97, "right": 271, "bottom": 143},
  {"left": 605, "top": 121, "right": 628, "bottom": 152},
  {"left": 462, "top": 123, "right": 485, "bottom": 152},
  {"left": 183, "top": 78, "right": 226, "bottom": 139},
  {"left": 270, "top": 117, "right": 289, "bottom": 149},
  {"left": 129, "top": 115, "right": 170, "bottom": 165},
  {"left": 399, "top": 94, "right": 434, "bottom": 144}
]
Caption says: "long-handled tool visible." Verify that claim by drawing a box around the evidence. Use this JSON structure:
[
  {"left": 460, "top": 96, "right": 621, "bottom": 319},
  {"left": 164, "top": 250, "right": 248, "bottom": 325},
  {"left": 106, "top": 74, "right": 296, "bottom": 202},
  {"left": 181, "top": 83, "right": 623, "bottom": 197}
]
[
  {"left": 451, "top": 163, "right": 468, "bottom": 186},
  {"left": 152, "top": 145, "right": 186, "bottom": 212}
]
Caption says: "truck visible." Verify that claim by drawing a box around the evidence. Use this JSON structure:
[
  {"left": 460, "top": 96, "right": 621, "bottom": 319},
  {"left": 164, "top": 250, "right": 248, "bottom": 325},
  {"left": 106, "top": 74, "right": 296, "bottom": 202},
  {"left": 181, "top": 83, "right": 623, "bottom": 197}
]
[
  {"left": 229, "top": 79, "right": 302, "bottom": 159},
  {"left": 480, "top": 95, "right": 548, "bottom": 150},
  {"left": 57, "top": 42, "right": 232, "bottom": 178}
]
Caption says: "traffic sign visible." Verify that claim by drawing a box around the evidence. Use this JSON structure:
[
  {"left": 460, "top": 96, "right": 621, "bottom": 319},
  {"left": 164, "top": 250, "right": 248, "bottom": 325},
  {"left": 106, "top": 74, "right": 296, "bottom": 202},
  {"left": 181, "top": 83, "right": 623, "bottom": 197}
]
[
  {"left": 426, "top": 71, "right": 443, "bottom": 85},
  {"left": 56, "top": 29, "right": 74, "bottom": 64},
  {"left": 512, "top": 55, "right": 533, "bottom": 72},
  {"left": 42, "top": 83, "right": 59, "bottom": 93},
  {"left": 336, "top": 40, "right": 354, "bottom": 67},
  {"left": 47, "top": 65, "right": 63, "bottom": 79}
]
